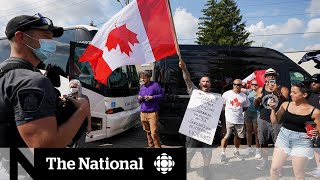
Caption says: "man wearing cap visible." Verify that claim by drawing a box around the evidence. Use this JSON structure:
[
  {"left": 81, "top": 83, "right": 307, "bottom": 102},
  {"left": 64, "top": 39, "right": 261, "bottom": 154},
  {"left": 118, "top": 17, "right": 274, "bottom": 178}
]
[
  {"left": 0, "top": 14, "right": 90, "bottom": 148},
  {"left": 306, "top": 74, "right": 320, "bottom": 178},
  {"left": 254, "top": 68, "right": 289, "bottom": 170},
  {"left": 138, "top": 70, "right": 164, "bottom": 148}
]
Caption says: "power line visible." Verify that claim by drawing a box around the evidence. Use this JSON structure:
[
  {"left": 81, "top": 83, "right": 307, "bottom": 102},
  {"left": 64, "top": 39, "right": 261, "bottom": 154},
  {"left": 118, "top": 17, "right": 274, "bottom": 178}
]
[
  {"left": 250, "top": 31, "right": 320, "bottom": 37},
  {"left": 0, "top": 0, "right": 54, "bottom": 13},
  {"left": 0, "top": 0, "right": 88, "bottom": 20},
  {"left": 0, "top": 0, "right": 67, "bottom": 19},
  {"left": 0, "top": 0, "right": 90, "bottom": 35},
  {"left": 238, "top": 0, "right": 307, "bottom": 7},
  {"left": 176, "top": 31, "right": 320, "bottom": 40}
]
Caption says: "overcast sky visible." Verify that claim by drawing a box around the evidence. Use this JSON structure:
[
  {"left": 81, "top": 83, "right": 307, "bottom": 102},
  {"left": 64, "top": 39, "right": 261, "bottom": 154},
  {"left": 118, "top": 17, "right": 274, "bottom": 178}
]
[{"left": 0, "top": 0, "right": 319, "bottom": 53}]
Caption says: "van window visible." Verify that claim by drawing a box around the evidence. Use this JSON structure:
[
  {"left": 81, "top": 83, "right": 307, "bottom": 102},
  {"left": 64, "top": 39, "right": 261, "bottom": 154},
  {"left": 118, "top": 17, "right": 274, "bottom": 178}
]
[
  {"left": 289, "top": 71, "right": 306, "bottom": 85},
  {"left": 158, "top": 56, "right": 274, "bottom": 95}
]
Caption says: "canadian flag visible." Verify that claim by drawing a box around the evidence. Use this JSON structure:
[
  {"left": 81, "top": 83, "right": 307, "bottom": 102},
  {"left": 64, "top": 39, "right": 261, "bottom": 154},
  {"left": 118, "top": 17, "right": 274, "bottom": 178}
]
[
  {"left": 242, "top": 70, "right": 266, "bottom": 88},
  {"left": 79, "top": 0, "right": 178, "bottom": 84}
]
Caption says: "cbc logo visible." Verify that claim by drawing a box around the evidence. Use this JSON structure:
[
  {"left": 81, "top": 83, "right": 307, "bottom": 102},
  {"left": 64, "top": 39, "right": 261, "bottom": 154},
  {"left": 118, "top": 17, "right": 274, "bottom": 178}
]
[{"left": 154, "top": 153, "right": 175, "bottom": 174}]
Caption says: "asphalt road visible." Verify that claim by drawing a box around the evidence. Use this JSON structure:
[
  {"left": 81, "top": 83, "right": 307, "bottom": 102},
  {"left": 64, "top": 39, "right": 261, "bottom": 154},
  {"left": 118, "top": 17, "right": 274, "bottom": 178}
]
[
  {"left": 86, "top": 123, "right": 319, "bottom": 180},
  {"left": 86, "top": 123, "right": 184, "bottom": 148}
]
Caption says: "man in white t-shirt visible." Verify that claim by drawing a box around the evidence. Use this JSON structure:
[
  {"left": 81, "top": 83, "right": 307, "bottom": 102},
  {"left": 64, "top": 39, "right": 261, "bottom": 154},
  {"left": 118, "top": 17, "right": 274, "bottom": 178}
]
[{"left": 220, "top": 79, "right": 250, "bottom": 162}]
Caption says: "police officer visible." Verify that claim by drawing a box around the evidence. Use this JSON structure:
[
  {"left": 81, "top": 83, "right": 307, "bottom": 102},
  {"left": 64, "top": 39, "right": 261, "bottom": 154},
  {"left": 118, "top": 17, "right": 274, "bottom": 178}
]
[{"left": 0, "top": 14, "right": 90, "bottom": 148}]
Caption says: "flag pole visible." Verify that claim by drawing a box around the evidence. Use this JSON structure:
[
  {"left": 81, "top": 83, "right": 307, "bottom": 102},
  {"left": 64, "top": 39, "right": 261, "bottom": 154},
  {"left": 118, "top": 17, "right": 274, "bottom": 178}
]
[{"left": 167, "top": 0, "right": 182, "bottom": 62}]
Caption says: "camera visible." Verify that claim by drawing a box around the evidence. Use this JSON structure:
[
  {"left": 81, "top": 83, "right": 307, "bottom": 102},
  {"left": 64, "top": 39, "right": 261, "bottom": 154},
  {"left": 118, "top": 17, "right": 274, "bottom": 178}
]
[{"left": 268, "top": 80, "right": 276, "bottom": 85}]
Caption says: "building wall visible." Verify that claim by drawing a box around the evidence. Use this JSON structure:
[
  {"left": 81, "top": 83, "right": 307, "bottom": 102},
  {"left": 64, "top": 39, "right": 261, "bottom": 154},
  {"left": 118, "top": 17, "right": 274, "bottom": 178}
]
[
  {"left": 135, "top": 63, "right": 155, "bottom": 81},
  {"left": 284, "top": 52, "right": 319, "bottom": 76}
]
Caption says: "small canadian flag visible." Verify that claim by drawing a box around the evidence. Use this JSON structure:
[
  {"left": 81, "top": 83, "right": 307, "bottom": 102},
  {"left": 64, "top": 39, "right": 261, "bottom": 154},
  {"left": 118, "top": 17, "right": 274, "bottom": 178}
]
[
  {"left": 79, "top": 0, "right": 178, "bottom": 84},
  {"left": 242, "top": 70, "right": 266, "bottom": 88}
]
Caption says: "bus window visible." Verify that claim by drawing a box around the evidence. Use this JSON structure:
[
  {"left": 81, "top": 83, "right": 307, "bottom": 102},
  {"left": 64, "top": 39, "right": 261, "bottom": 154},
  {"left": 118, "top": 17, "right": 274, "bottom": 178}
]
[
  {"left": 108, "top": 67, "right": 129, "bottom": 88},
  {"left": 0, "top": 39, "right": 10, "bottom": 63},
  {"left": 69, "top": 41, "right": 140, "bottom": 97},
  {"left": 71, "top": 46, "right": 95, "bottom": 87}
]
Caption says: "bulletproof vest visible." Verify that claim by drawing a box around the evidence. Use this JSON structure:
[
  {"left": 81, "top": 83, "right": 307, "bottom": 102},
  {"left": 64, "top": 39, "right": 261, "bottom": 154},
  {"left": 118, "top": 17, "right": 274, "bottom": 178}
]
[{"left": 0, "top": 61, "right": 39, "bottom": 147}]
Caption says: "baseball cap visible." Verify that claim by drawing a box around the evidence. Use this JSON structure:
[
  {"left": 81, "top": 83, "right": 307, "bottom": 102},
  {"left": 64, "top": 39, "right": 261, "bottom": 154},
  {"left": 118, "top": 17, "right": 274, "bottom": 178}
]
[
  {"left": 264, "top": 68, "right": 279, "bottom": 77},
  {"left": 311, "top": 74, "right": 320, "bottom": 82},
  {"left": 5, "top": 13, "right": 63, "bottom": 40}
]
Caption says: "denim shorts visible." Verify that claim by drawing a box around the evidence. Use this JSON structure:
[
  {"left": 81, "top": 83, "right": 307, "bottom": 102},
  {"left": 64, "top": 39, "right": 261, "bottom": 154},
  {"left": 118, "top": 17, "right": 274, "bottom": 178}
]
[{"left": 275, "top": 127, "right": 314, "bottom": 159}]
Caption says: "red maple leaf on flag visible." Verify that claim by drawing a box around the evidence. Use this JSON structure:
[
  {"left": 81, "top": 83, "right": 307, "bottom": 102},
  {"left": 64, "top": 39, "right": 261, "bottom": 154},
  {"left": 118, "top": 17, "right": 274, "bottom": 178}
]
[{"left": 105, "top": 24, "right": 139, "bottom": 56}]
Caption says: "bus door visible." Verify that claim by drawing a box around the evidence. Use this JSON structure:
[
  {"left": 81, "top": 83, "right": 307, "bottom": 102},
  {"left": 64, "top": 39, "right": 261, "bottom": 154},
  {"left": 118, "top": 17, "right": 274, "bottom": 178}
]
[{"left": 69, "top": 41, "right": 108, "bottom": 142}]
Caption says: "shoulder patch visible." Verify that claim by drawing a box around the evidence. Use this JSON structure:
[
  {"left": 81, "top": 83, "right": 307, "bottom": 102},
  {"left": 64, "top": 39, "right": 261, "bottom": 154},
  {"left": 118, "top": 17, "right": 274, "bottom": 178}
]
[{"left": 17, "top": 89, "right": 44, "bottom": 112}]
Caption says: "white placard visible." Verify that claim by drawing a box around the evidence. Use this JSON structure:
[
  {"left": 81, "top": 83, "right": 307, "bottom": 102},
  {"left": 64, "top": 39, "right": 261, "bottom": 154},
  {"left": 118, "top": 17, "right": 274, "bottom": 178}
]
[{"left": 179, "top": 89, "right": 224, "bottom": 145}]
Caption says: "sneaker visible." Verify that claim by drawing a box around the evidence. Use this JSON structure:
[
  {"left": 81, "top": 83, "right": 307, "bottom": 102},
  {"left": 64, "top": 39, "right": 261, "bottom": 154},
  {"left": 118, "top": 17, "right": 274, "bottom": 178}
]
[
  {"left": 233, "top": 151, "right": 245, "bottom": 161},
  {"left": 244, "top": 147, "right": 253, "bottom": 156},
  {"left": 249, "top": 148, "right": 255, "bottom": 154},
  {"left": 220, "top": 154, "right": 227, "bottom": 163},
  {"left": 256, "top": 161, "right": 266, "bottom": 171},
  {"left": 255, "top": 149, "right": 262, "bottom": 159},
  {"left": 312, "top": 168, "right": 320, "bottom": 178}
]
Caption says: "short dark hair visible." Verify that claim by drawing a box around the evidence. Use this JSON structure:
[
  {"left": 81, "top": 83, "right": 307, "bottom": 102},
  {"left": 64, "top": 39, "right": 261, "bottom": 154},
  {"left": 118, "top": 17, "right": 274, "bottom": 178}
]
[{"left": 199, "top": 76, "right": 211, "bottom": 83}]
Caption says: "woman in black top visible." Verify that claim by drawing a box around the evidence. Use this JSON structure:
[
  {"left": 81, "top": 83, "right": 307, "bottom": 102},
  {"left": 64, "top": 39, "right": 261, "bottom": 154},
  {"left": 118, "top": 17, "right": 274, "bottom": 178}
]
[{"left": 269, "top": 83, "right": 320, "bottom": 180}]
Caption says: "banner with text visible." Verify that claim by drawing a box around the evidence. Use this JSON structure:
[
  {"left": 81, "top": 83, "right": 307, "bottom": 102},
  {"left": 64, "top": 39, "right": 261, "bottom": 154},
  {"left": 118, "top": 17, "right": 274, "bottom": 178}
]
[
  {"left": 33, "top": 148, "right": 186, "bottom": 180},
  {"left": 179, "top": 89, "right": 224, "bottom": 145}
]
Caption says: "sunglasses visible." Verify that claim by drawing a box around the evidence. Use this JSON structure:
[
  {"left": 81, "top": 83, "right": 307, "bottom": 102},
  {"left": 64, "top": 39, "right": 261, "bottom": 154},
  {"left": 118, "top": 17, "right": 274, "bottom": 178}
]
[
  {"left": 294, "top": 82, "right": 308, "bottom": 88},
  {"left": 16, "top": 13, "right": 53, "bottom": 32},
  {"left": 266, "top": 73, "right": 277, "bottom": 77},
  {"left": 251, "top": 84, "right": 258, "bottom": 86},
  {"left": 233, "top": 84, "right": 242, "bottom": 86}
]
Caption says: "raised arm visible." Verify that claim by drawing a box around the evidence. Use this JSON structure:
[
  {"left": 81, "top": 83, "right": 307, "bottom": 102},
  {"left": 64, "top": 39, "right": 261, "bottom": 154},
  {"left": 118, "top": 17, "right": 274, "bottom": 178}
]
[
  {"left": 179, "top": 60, "right": 193, "bottom": 90},
  {"left": 280, "top": 86, "right": 290, "bottom": 102},
  {"left": 270, "top": 101, "right": 287, "bottom": 124},
  {"left": 254, "top": 87, "right": 263, "bottom": 107},
  {"left": 312, "top": 109, "right": 320, "bottom": 131}
]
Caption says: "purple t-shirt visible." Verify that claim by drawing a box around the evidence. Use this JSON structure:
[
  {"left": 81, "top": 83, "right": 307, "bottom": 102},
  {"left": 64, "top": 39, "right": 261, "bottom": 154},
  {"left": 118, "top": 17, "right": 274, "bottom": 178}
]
[{"left": 138, "top": 81, "right": 164, "bottom": 112}]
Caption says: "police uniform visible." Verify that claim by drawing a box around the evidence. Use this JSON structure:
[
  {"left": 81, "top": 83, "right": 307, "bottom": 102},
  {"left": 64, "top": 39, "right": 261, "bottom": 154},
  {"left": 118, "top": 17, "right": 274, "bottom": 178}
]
[{"left": 0, "top": 57, "right": 57, "bottom": 147}]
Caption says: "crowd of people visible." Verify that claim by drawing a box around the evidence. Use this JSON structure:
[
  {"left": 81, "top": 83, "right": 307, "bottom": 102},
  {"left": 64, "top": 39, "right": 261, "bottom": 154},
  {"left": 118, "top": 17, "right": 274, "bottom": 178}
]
[
  {"left": 0, "top": 13, "right": 320, "bottom": 179},
  {"left": 178, "top": 59, "right": 320, "bottom": 179}
]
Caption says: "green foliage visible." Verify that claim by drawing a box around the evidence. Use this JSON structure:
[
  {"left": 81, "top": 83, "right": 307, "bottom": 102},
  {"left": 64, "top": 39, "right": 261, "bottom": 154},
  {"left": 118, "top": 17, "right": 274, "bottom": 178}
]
[{"left": 196, "top": 0, "right": 253, "bottom": 46}]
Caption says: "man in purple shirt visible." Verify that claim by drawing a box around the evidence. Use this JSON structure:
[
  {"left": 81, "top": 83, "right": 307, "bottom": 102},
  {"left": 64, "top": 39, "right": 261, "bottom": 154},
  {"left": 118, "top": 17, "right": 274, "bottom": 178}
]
[{"left": 138, "top": 70, "right": 164, "bottom": 148}]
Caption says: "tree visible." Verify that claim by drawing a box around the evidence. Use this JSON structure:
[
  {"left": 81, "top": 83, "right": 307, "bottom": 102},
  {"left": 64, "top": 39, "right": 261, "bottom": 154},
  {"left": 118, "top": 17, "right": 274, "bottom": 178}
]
[{"left": 196, "top": 0, "right": 253, "bottom": 46}]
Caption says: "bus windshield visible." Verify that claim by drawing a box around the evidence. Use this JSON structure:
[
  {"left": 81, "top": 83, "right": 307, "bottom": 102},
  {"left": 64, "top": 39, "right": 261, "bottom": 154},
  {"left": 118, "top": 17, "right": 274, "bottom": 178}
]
[{"left": 70, "top": 42, "right": 140, "bottom": 97}]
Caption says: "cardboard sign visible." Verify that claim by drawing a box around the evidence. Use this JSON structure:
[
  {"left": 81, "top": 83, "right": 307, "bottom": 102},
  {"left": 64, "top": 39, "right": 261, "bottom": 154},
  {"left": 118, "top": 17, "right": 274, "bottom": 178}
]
[{"left": 179, "top": 89, "right": 224, "bottom": 145}]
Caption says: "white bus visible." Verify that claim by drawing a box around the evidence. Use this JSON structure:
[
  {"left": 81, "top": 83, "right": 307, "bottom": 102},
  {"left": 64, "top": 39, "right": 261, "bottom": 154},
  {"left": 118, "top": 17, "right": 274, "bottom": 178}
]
[{"left": 0, "top": 25, "right": 141, "bottom": 142}]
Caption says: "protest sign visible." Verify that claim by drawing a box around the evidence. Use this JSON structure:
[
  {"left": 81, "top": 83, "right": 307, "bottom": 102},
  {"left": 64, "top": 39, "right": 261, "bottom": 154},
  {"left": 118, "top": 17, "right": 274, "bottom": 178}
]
[{"left": 179, "top": 89, "right": 224, "bottom": 145}]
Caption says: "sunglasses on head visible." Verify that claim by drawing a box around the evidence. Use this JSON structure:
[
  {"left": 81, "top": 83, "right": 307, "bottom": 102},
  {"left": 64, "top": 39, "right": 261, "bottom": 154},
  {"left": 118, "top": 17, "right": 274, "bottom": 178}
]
[
  {"left": 294, "top": 82, "right": 308, "bottom": 88},
  {"left": 16, "top": 13, "right": 53, "bottom": 32}
]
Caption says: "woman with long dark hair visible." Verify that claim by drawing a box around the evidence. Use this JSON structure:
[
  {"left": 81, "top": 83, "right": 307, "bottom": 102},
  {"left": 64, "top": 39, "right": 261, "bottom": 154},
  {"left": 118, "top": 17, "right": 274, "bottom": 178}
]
[{"left": 269, "top": 82, "right": 320, "bottom": 179}]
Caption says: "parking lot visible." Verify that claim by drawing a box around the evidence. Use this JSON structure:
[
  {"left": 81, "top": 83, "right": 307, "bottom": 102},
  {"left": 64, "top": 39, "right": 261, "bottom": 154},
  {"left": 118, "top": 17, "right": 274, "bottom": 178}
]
[{"left": 86, "top": 123, "right": 319, "bottom": 179}]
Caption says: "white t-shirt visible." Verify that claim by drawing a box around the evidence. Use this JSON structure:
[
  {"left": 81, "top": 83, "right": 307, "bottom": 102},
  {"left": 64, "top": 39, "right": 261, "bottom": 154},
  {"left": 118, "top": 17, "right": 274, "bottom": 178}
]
[{"left": 222, "top": 90, "right": 250, "bottom": 124}]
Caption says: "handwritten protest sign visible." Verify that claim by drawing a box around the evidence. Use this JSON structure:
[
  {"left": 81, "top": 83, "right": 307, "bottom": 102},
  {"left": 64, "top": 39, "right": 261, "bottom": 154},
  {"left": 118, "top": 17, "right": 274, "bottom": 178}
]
[{"left": 179, "top": 89, "right": 224, "bottom": 145}]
